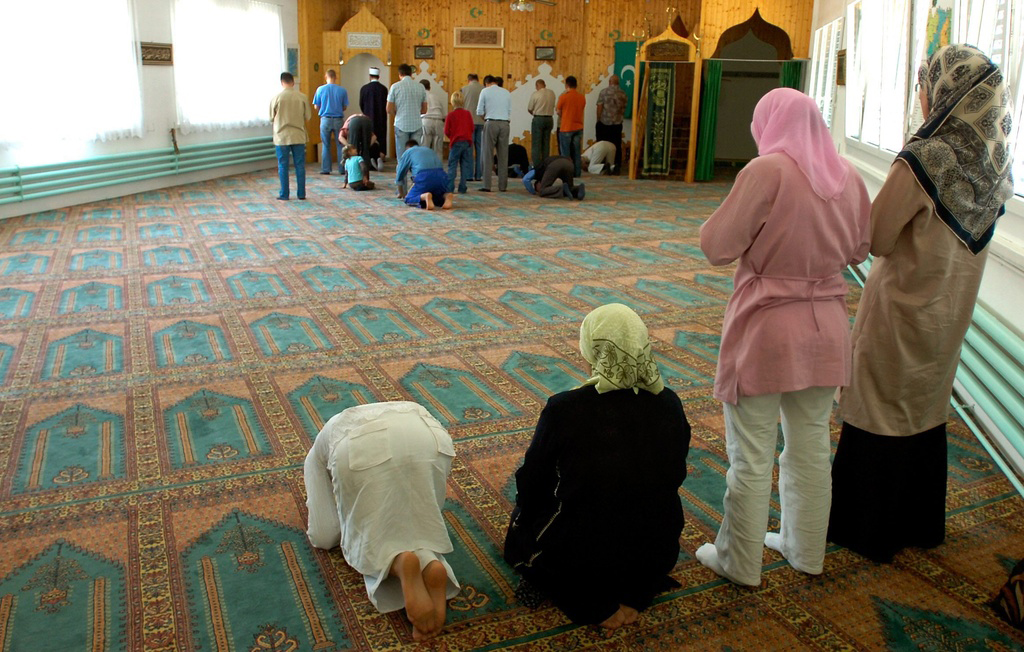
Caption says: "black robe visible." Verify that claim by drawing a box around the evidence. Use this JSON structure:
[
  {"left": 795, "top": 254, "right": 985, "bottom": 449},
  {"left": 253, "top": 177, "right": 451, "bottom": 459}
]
[
  {"left": 504, "top": 385, "right": 690, "bottom": 624},
  {"left": 359, "top": 81, "right": 389, "bottom": 146}
]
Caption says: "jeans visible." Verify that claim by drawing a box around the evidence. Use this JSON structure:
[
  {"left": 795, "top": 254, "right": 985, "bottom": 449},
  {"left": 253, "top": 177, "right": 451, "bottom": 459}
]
[
  {"left": 395, "top": 127, "right": 423, "bottom": 159},
  {"left": 558, "top": 129, "right": 583, "bottom": 177},
  {"left": 531, "top": 115, "right": 553, "bottom": 167},
  {"left": 276, "top": 144, "right": 306, "bottom": 199},
  {"left": 319, "top": 117, "right": 343, "bottom": 173},
  {"left": 447, "top": 140, "right": 474, "bottom": 193},
  {"left": 473, "top": 123, "right": 484, "bottom": 180}
]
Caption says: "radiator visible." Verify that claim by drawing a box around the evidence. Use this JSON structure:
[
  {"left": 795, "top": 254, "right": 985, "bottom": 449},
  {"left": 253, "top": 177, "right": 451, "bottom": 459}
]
[{"left": 0, "top": 137, "right": 275, "bottom": 206}]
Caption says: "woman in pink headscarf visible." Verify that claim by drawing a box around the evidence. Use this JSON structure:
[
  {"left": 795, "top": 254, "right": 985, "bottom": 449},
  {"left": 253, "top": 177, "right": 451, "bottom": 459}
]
[{"left": 695, "top": 88, "right": 871, "bottom": 586}]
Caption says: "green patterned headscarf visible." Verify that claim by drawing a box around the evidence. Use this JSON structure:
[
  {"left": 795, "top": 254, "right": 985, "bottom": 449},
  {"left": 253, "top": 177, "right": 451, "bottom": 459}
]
[{"left": 578, "top": 303, "right": 665, "bottom": 395}]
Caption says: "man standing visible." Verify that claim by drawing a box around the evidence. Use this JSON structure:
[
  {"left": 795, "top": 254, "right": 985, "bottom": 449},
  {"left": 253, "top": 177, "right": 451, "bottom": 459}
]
[
  {"left": 556, "top": 75, "right": 586, "bottom": 177},
  {"left": 387, "top": 64, "right": 428, "bottom": 158},
  {"left": 312, "top": 69, "right": 349, "bottom": 175},
  {"left": 460, "top": 74, "right": 485, "bottom": 181},
  {"left": 476, "top": 75, "right": 511, "bottom": 192},
  {"left": 595, "top": 75, "right": 627, "bottom": 174},
  {"left": 527, "top": 79, "right": 556, "bottom": 167},
  {"left": 360, "top": 67, "right": 389, "bottom": 167},
  {"left": 270, "top": 72, "right": 311, "bottom": 200}
]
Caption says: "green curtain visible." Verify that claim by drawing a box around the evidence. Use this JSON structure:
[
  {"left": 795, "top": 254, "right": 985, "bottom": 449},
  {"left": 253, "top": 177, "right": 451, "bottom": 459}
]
[
  {"left": 780, "top": 60, "right": 805, "bottom": 90},
  {"left": 695, "top": 59, "right": 722, "bottom": 182},
  {"left": 642, "top": 62, "right": 676, "bottom": 176}
]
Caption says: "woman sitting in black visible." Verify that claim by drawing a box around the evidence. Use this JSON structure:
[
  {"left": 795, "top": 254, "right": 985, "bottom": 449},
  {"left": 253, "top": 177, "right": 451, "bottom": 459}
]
[{"left": 504, "top": 303, "right": 691, "bottom": 629}]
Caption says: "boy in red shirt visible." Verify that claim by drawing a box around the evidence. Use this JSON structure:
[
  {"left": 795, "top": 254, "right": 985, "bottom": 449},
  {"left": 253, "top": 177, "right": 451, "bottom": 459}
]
[
  {"left": 556, "top": 76, "right": 586, "bottom": 177},
  {"left": 444, "top": 91, "right": 475, "bottom": 193}
]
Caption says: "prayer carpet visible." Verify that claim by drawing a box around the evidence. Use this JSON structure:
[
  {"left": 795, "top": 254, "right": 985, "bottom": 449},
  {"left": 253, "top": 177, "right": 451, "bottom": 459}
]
[{"left": 0, "top": 168, "right": 1022, "bottom": 651}]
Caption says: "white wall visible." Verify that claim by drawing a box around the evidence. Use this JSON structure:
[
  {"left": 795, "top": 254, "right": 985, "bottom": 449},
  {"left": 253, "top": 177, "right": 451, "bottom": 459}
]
[{"left": 0, "top": 0, "right": 298, "bottom": 220}]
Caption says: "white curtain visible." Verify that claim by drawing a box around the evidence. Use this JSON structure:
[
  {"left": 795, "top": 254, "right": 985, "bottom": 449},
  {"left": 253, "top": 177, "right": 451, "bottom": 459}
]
[
  {"left": 172, "top": 0, "right": 284, "bottom": 133},
  {"left": 955, "top": 0, "right": 1024, "bottom": 194},
  {"left": 846, "top": 0, "right": 912, "bottom": 152},
  {"left": 0, "top": 0, "right": 142, "bottom": 145}
]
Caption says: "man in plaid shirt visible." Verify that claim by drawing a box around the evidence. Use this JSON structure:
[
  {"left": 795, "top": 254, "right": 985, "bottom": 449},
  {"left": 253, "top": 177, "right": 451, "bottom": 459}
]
[{"left": 387, "top": 64, "right": 428, "bottom": 158}]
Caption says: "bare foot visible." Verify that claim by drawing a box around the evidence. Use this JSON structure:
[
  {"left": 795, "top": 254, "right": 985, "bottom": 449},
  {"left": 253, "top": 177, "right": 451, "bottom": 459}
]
[
  {"left": 422, "top": 192, "right": 436, "bottom": 210},
  {"left": 390, "top": 552, "right": 436, "bottom": 640},
  {"left": 442, "top": 193, "right": 454, "bottom": 209},
  {"left": 599, "top": 607, "right": 626, "bottom": 630},
  {"left": 422, "top": 560, "right": 448, "bottom": 636},
  {"left": 620, "top": 605, "right": 639, "bottom": 625}
]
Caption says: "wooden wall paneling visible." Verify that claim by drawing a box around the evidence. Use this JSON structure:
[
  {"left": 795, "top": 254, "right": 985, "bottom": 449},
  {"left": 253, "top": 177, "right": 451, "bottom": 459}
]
[
  {"left": 298, "top": 0, "right": 324, "bottom": 162},
  {"left": 699, "top": 0, "right": 814, "bottom": 60}
]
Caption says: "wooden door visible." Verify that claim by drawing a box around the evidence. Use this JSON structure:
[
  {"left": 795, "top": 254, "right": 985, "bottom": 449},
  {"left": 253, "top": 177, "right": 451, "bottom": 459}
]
[{"left": 453, "top": 48, "right": 504, "bottom": 89}]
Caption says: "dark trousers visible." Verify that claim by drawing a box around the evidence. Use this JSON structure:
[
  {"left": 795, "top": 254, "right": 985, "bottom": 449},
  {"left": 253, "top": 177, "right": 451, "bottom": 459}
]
[
  {"left": 473, "top": 123, "right": 485, "bottom": 180},
  {"left": 538, "top": 158, "right": 575, "bottom": 198},
  {"left": 531, "top": 115, "right": 553, "bottom": 168},
  {"left": 595, "top": 122, "right": 623, "bottom": 172},
  {"left": 348, "top": 116, "right": 374, "bottom": 161}
]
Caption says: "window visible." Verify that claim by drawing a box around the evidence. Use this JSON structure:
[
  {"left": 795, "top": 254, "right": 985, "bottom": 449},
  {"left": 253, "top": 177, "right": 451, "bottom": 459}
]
[
  {"left": 0, "top": 0, "right": 142, "bottom": 145},
  {"left": 845, "top": 0, "right": 913, "bottom": 152},
  {"left": 808, "top": 18, "right": 843, "bottom": 128},
  {"left": 172, "top": 0, "right": 285, "bottom": 133}
]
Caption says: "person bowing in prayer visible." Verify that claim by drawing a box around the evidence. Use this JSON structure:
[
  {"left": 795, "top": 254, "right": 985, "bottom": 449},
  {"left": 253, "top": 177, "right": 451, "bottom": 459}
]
[
  {"left": 504, "top": 304, "right": 691, "bottom": 629},
  {"left": 304, "top": 401, "right": 461, "bottom": 641}
]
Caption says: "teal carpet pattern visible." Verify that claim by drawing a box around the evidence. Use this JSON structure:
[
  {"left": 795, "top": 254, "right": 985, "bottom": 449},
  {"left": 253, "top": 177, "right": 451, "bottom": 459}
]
[{"left": 0, "top": 168, "right": 1022, "bottom": 650}]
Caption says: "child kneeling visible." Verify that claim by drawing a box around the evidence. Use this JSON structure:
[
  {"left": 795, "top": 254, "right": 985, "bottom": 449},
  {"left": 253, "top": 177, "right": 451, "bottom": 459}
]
[{"left": 343, "top": 145, "right": 375, "bottom": 191}]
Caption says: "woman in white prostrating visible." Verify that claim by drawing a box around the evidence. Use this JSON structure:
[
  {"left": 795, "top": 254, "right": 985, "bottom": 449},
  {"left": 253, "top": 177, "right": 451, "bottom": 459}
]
[{"left": 304, "top": 401, "right": 460, "bottom": 641}]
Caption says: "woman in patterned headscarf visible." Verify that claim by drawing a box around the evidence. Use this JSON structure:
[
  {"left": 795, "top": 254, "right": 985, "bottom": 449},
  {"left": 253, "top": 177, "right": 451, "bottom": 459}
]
[
  {"left": 503, "top": 303, "right": 691, "bottom": 630},
  {"left": 830, "top": 44, "right": 1015, "bottom": 563}
]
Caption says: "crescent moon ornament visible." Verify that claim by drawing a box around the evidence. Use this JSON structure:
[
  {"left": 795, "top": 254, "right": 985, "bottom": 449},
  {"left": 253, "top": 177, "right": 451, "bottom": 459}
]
[
  {"left": 540, "top": 29, "right": 553, "bottom": 40},
  {"left": 470, "top": 7, "right": 483, "bottom": 17}
]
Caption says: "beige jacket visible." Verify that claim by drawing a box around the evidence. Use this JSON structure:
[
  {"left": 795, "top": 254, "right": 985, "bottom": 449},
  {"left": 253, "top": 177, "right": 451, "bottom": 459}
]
[
  {"left": 840, "top": 161, "right": 989, "bottom": 436},
  {"left": 270, "top": 88, "right": 311, "bottom": 146}
]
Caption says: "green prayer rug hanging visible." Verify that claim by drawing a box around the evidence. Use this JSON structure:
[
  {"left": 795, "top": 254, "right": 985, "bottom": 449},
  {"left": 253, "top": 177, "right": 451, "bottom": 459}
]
[{"left": 643, "top": 62, "right": 676, "bottom": 176}]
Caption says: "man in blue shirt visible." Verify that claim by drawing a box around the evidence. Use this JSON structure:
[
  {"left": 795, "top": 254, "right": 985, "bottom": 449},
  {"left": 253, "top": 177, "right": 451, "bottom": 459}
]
[
  {"left": 387, "top": 64, "right": 428, "bottom": 158},
  {"left": 312, "top": 69, "right": 349, "bottom": 175},
  {"left": 476, "top": 75, "right": 512, "bottom": 192},
  {"left": 395, "top": 140, "right": 454, "bottom": 210}
]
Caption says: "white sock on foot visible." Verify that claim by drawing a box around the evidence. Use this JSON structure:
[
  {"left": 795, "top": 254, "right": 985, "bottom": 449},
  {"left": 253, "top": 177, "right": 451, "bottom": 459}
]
[
  {"left": 696, "top": 543, "right": 759, "bottom": 587},
  {"left": 764, "top": 532, "right": 822, "bottom": 576}
]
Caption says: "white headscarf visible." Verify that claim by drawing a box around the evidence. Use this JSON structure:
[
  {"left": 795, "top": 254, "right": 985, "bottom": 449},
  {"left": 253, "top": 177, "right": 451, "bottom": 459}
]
[{"left": 578, "top": 303, "right": 665, "bottom": 395}]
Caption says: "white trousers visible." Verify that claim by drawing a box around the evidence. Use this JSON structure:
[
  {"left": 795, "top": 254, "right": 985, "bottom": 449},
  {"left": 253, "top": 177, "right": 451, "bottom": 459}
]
[
  {"left": 713, "top": 386, "right": 836, "bottom": 585},
  {"left": 422, "top": 117, "right": 445, "bottom": 159}
]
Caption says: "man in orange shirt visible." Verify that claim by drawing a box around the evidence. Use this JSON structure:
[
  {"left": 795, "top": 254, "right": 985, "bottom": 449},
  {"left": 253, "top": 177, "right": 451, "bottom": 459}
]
[{"left": 555, "top": 76, "right": 586, "bottom": 177}]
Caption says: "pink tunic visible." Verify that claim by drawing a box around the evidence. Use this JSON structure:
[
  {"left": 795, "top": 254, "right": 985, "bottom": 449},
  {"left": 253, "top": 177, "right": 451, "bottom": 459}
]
[{"left": 700, "top": 153, "right": 871, "bottom": 404}]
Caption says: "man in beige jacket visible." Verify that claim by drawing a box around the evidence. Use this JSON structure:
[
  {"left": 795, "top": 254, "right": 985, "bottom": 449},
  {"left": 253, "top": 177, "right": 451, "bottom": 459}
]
[{"left": 270, "top": 72, "right": 311, "bottom": 200}]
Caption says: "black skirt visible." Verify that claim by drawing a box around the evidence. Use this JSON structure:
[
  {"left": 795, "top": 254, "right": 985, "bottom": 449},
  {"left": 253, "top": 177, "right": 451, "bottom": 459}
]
[{"left": 829, "top": 422, "right": 947, "bottom": 562}]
